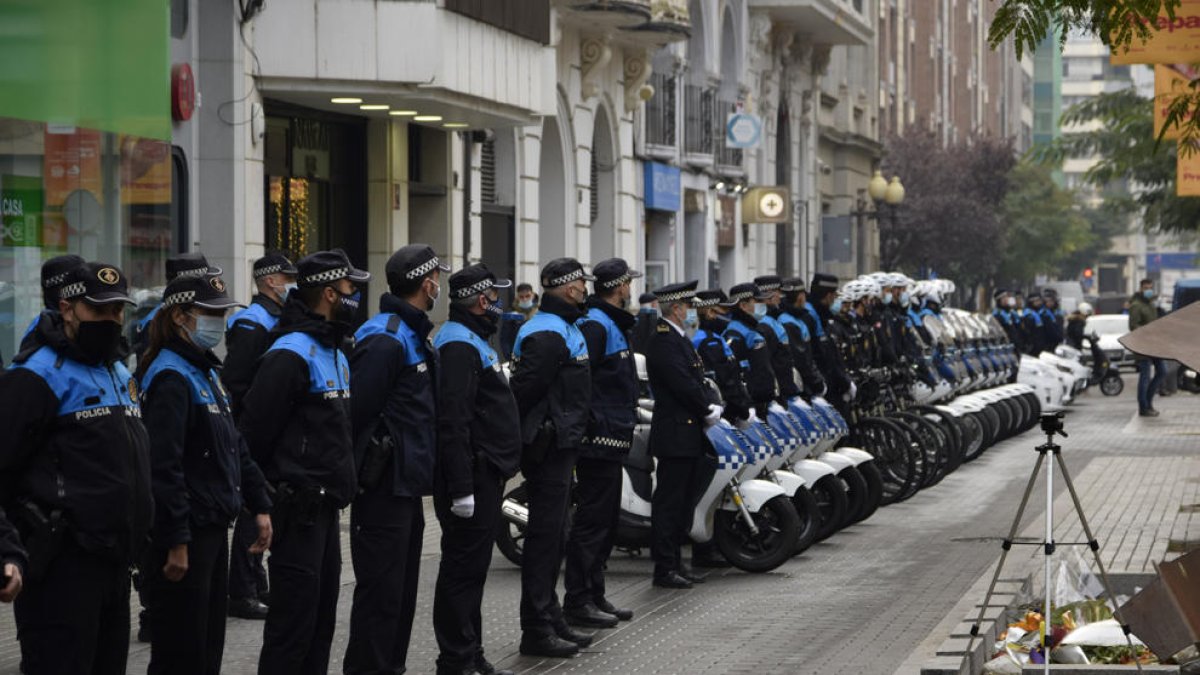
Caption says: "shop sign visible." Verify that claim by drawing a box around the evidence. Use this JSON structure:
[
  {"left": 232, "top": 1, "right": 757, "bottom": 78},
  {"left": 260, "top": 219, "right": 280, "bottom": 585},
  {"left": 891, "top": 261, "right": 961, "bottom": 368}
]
[
  {"left": 742, "top": 186, "right": 790, "bottom": 223},
  {"left": 726, "top": 112, "right": 762, "bottom": 149},
  {"left": 1, "top": 175, "right": 44, "bottom": 247},
  {"left": 1177, "top": 141, "right": 1200, "bottom": 196},
  {"left": 44, "top": 128, "right": 103, "bottom": 208},
  {"left": 644, "top": 161, "right": 681, "bottom": 212},
  {"left": 1111, "top": 0, "right": 1200, "bottom": 64},
  {"left": 1154, "top": 64, "right": 1199, "bottom": 139}
]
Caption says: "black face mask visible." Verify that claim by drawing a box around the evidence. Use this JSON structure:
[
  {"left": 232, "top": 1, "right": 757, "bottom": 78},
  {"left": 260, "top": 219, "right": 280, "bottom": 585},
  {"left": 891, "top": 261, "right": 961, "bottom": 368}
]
[
  {"left": 333, "top": 288, "right": 361, "bottom": 323},
  {"left": 75, "top": 319, "right": 123, "bottom": 363}
]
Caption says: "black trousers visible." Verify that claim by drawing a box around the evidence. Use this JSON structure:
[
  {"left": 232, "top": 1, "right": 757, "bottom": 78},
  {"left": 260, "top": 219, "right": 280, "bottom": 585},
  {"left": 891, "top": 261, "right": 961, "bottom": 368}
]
[
  {"left": 563, "top": 457, "right": 622, "bottom": 608},
  {"left": 258, "top": 502, "right": 342, "bottom": 675},
  {"left": 14, "top": 540, "right": 131, "bottom": 675},
  {"left": 143, "top": 525, "right": 229, "bottom": 675},
  {"left": 343, "top": 487, "right": 425, "bottom": 675},
  {"left": 432, "top": 461, "right": 505, "bottom": 673},
  {"left": 229, "top": 508, "right": 268, "bottom": 600},
  {"left": 519, "top": 445, "right": 577, "bottom": 638},
  {"left": 650, "top": 455, "right": 710, "bottom": 578}
]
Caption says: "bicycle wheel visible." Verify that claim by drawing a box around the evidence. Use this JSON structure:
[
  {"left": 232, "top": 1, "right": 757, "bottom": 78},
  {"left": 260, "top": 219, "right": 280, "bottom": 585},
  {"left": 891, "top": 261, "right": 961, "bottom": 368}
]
[
  {"left": 960, "top": 411, "right": 987, "bottom": 462},
  {"left": 850, "top": 417, "right": 915, "bottom": 506},
  {"left": 911, "top": 405, "right": 964, "bottom": 475},
  {"left": 892, "top": 411, "right": 949, "bottom": 489}
]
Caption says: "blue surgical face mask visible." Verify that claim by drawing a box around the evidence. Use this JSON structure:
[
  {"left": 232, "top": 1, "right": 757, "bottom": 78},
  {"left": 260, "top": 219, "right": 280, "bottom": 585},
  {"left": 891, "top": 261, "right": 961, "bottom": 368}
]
[
  {"left": 282, "top": 282, "right": 298, "bottom": 302},
  {"left": 900, "top": 292, "right": 911, "bottom": 307},
  {"left": 685, "top": 308, "right": 698, "bottom": 327},
  {"left": 187, "top": 314, "right": 225, "bottom": 350},
  {"left": 753, "top": 303, "right": 768, "bottom": 319},
  {"left": 881, "top": 293, "right": 892, "bottom": 306},
  {"left": 1143, "top": 289, "right": 1154, "bottom": 299},
  {"left": 640, "top": 307, "right": 661, "bottom": 319},
  {"left": 516, "top": 298, "right": 535, "bottom": 310},
  {"left": 830, "top": 299, "right": 843, "bottom": 314}
]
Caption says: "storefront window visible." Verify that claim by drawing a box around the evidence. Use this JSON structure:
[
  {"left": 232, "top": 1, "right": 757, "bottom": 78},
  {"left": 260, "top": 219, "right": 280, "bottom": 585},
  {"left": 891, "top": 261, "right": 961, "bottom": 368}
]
[{"left": 0, "top": 117, "right": 173, "bottom": 361}]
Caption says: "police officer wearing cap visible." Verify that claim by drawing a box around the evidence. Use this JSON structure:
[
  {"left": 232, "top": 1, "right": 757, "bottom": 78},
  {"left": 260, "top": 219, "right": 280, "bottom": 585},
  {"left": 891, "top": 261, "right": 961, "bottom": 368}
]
[
  {"left": 16, "top": 254, "right": 87, "bottom": 346},
  {"left": 630, "top": 292, "right": 659, "bottom": 356},
  {"left": 133, "top": 252, "right": 224, "bottom": 356},
  {"left": 223, "top": 251, "right": 299, "bottom": 620},
  {"left": 647, "top": 281, "right": 722, "bottom": 589},
  {"left": 807, "top": 273, "right": 854, "bottom": 406},
  {"left": 692, "top": 289, "right": 752, "bottom": 423},
  {"left": 753, "top": 275, "right": 803, "bottom": 402},
  {"left": 0, "top": 261, "right": 153, "bottom": 674},
  {"left": 511, "top": 257, "right": 594, "bottom": 658},
  {"left": 563, "top": 258, "right": 640, "bottom": 629},
  {"left": 240, "top": 249, "right": 368, "bottom": 675},
  {"left": 779, "top": 278, "right": 827, "bottom": 398},
  {"left": 134, "top": 273, "right": 273, "bottom": 674},
  {"left": 342, "top": 244, "right": 447, "bottom": 675},
  {"left": 431, "top": 263, "right": 520, "bottom": 675},
  {"left": 723, "top": 283, "right": 778, "bottom": 416}
]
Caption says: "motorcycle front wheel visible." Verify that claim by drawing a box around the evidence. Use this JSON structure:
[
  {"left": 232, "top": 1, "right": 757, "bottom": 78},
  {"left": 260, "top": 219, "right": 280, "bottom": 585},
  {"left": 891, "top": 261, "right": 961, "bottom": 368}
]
[
  {"left": 789, "top": 486, "right": 820, "bottom": 555},
  {"left": 1101, "top": 373, "right": 1124, "bottom": 397},
  {"left": 495, "top": 483, "right": 527, "bottom": 567},
  {"left": 713, "top": 495, "right": 800, "bottom": 573}
]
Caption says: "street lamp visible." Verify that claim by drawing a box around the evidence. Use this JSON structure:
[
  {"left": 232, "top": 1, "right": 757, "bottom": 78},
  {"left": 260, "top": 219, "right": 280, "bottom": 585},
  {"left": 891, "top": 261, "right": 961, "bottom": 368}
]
[{"left": 853, "top": 170, "right": 905, "bottom": 271}]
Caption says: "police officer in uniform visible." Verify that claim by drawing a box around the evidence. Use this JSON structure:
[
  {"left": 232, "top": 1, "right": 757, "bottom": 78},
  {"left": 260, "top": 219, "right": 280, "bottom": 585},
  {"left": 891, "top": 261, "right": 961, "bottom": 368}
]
[
  {"left": 18, "top": 254, "right": 86, "bottom": 346},
  {"left": 692, "top": 289, "right": 752, "bottom": 423},
  {"left": 806, "top": 273, "right": 854, "bottom": 408},
  {"left": 754, "top": 275, "right": 803, "bottom": 401},
  {"left": 511, "top": 258, "right": 594, "bottom": 658},
  {"left": 133, "top": 252, "right": 224, "bottom": 356},
  {"left": 432, "top": 264, "right": 520, "bottom": 675},
  {"left": 630, "top": 292, "right": 659, "bottom": 356},
  {"left": 779, "top": 278, "right": 827, "bottom": 398},
  {"left": 0, "top": 261, "right": 154, "bottom": 674},
  {"left": 647, "top": 281, "right": 722, "bottom": 589},
  {"left": 343, "top": 244, "right": 447, "bottom": 674},
  {"left": 1022, "top": 292, "right": 1048, "bottom": 356},
  {"left": 723, "top": 283, "right": 777, "bottom": 415},
  {"left": 240, "top": 249, "right": 368, "bottom": 675},
  {"left": 135, "top": 273, "right": 273, "bottom": 675},
  {"left": 564, "top": 258, "right": 641, "bottom": 628},
  {"left": 224, "top": 251, "right": 298, "bottom": 620}
]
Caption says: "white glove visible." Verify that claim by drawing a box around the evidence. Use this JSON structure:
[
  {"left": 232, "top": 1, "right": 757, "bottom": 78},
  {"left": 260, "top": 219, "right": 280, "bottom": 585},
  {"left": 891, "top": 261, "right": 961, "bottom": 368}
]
[
  {"left": 451, "top": 494, "right": 475, "bottom": 519},
  {"left": 746, "top": 407, "right": 757, "bottom": 422},
  {"left": 844, "top": 381, "right": 858, "bottom": 403},
  {"left": 703, "top": 404, "right": 724, "bottom": 427}
]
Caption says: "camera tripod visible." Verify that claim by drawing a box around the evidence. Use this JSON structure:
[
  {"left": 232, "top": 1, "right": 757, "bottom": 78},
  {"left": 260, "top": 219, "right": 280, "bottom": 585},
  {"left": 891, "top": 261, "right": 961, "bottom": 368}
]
[{"left": 961, "top": 413, "right": 1143, "bottom": 674}]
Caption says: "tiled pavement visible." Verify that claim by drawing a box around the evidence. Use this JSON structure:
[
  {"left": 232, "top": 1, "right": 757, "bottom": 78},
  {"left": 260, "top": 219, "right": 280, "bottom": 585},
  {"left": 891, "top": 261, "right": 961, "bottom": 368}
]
[{"left": 2, "top": 374, "right": 1197, "bottom": 674}]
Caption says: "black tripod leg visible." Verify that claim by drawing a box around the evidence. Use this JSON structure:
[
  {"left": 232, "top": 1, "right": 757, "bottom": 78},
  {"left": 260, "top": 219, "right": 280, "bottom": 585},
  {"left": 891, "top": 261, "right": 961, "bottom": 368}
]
[
  {"left": 961, "top": 452, "right": 1046, "bottom": 671},
  {"left": 1052, "top": 452, "right": 1145, "bottom": 674}
]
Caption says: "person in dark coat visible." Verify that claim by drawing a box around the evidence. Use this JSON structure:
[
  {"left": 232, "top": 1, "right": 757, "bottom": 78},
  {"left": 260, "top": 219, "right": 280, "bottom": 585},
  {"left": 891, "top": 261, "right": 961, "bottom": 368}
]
[
  {"left": 343, "top": 245, "right": 448, "bottom": 675},
  {"left": 510, "top": 258, "right": 595, "bottom": 658},
  {"left": 132, "top": 252, "right": 224, "bottom": 357},
  {"left": 753, "top": 275, "right": 802, "bottom": 402},
  {"left": 240, "top": 249, "right": 369, "bottom": 675},
  {"left": 646, "top": 281, "right": 722, "bottom": 589},
  {"left": 1023, "top": 293, "right": 1049, "bottom": 356},
  {"left": 223, "top": 251, "right": 297, "bottom": 620},
  {"left": 564, "top": 259, "right": 641, "bottom": 628},
  {"left": 135, "top": 273, "right": 272, "bottom": 675},
  {"left": 431, "top": 264, "right": 520, "bottom": 675},
  {"left": 778, "top": 278, "right": 827, "bottom": 398},
  {"left": 0, "top": 261, "right": 154, "bottom": 674},
  {"left": 692, "top": 289, "right": 752, "bottom": 422},
  {"left": 723, "top": 283, "right": 778, "bottom": 415},
  {"left": 630, "top": 291, "right": 659, "bottom": 356},
  {"left": 808, "top": 274, "right": 856, "bottom": 413}
]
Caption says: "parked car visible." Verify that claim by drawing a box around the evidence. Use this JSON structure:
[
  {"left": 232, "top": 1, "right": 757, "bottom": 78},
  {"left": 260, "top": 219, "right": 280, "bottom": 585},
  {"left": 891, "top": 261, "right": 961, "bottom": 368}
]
[{"left": 1084, "top": 313, "right": 1135, "bottom": 370}]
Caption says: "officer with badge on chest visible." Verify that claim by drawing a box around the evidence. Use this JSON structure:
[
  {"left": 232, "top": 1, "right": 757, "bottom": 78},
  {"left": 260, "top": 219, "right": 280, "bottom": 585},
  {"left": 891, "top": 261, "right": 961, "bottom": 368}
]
[
  {"left": 563, "top": 258, "right": 640, "bottom": 629},
  {"left": 0, "top": 261, "right": 154, "bottom": 674},
  {"left": 223, "top": 251, "right": 298, "bottom": 621},
  {"left": 239, "top": 249, "right": 369, "bottom": 675},
  {"left": 135, "top": 272, "right": 273, "bottom": 675},
  {"left": 133, "top": 252, "right": 224, "bottom": 357},
  {"left": 510, "top": 258, "right": 594, "bottom": 658},
  {"left": 343, "top": 244, "right": 448, "bottom": 675},
  {"left": 431, "top": 263, "right": 520, "bottom": 675},
  {"left": 647, "top": 281, "right": 723, "bottom": 589}
]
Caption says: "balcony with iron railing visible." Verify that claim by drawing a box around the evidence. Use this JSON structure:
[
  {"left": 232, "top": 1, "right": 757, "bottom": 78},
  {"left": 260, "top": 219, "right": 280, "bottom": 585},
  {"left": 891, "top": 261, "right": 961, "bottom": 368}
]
[
  {"left": 714, "top": 97, "right": 744, "bottom": 174},
  {"left": 645, "top": 72, "right": 677, "bottom": 157},
  {"left": 683, "top": 83, "right": 715, "bottom": 166}
]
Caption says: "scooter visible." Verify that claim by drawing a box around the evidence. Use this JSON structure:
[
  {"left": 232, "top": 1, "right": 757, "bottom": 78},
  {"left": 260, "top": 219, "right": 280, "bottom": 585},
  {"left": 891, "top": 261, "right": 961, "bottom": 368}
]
[{"left": 1082, "top": 332, "right": 1124, "bottom": 397}]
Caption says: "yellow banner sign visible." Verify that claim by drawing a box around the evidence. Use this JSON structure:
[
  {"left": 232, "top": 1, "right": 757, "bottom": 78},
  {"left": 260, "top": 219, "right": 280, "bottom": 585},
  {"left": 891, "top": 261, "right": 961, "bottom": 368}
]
[
  {"left": 1177, "top": 141, "right": 1200, "bottom": 196},
  {"left": 1155, "top": 65, "right": 1199, "bottom": 139},
  {"left": 1112, "top": 0, "right": 1200, "bottom": 64}
]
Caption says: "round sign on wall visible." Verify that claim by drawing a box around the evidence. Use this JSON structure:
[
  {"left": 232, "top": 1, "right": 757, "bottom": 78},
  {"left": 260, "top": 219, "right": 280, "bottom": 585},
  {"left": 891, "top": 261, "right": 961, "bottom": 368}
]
[{"left": 726, "top": 113, "right": 762, "bottom": 149}]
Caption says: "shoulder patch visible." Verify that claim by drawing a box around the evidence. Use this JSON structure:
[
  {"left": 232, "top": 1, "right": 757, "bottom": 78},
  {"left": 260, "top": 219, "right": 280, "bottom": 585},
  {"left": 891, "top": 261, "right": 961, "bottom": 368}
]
[{"left": 656, "top": 324, "right": 669, "bottom": 333}]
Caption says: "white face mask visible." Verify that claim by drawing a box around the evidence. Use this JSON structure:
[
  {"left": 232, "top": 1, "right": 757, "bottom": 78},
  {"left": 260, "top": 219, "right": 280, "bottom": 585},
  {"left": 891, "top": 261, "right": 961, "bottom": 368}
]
[{"left": 281, "top": 282, "right": 298, "bottom": 302}]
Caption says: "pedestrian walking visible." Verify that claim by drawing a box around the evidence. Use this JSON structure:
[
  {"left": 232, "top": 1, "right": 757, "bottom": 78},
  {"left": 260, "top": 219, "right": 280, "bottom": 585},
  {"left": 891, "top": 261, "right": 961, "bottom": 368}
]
[
  {"left": 240, "top": 249, "right": 368, "bottom": 675},
  {"left": 223, "top": 251, "right": 298, "bottom": 620},
  {"left": 431, "top": 263, "right": 521, "bottom": 675},
  {"left": 646, "top": 281, "right": 721, "bottom": 589},
  {"left": 0, "top": 261, "right": 154, "bottom": 675},
  {"left": 511, "top": 258, "right": 594, "bottom": 658},
  {"left": 135, "top": 273, "right": 273, "bottom": 675},
  {"left": 1130, "top": 278, "right": 1166, "bottom": 417},
  {"left": 343, "top": 244, "right": 447, "bottom": 675},
  {"left": 563, "top": 258, "right": 641, "bottom": 629}
]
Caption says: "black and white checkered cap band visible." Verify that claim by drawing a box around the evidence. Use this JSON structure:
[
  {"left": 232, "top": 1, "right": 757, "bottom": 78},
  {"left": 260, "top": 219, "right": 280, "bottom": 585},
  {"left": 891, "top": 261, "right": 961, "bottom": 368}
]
[
  {"left": 406, "top": 256, "right": 442, "bottom": 280},
  {"left": 43, "top": 271, "right": 72, "bottom": 289},
  {"left": 728, "top": 290, "right": 755, "bottom": 303},
  {"left": 303, "top": 267, "right": 349, "bottom": 285},
  {"left": 583, "top": 436, "right": 632, "bottom": 450},
  {"left": 254, "top": 264, "right": 288, "bottom": 279},
  {"left": 692, "top": 296, "right": 721, "bottom": 308},
  {"left": 757, "top": 281, "right": 781, "bottom": 291},
  {"left": 656, "top": 288, "right": 695, "bottom": 303},
  {"left": 451, "top": 278, "right": 495, "bottom": 299},
  {"left": 175, "top": 267, "right": 211, "bottom": 279},
  {"left": 162, "top": 290, "right": 196, "bottom": 308},
  {"left": 545, "top": 269, "right": 587, "bottom": 287},
  {"left": 600, "top": 273, "right": 632, "bottom": 289},
  {"left": 59, "top": 281, "right": 86, "bottom": 299}
]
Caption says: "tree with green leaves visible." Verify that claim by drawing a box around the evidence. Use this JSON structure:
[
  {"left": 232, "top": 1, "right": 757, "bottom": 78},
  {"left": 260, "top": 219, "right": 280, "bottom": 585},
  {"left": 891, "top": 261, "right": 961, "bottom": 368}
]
[{"left": 996, "top": 161, "right": 1094, "bottom": 285}]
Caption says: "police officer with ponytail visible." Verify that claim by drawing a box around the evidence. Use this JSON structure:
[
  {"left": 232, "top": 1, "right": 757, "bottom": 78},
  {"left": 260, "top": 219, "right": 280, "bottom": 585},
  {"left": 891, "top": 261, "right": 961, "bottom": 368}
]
[
  {"left": 432, "top": 263, "right": 520, "bottom": 675},
  {"left": 0, "top": 261, "right": 153, "bottom": 674},
  {"left": 240, "top": 249, "right": 369, "bottom": 675},
  {"left": 344, "top": 244, "right": 448, "bottom": 675},
  {"left": 136, "top": 273, "right": 273, "bottom": 674}
]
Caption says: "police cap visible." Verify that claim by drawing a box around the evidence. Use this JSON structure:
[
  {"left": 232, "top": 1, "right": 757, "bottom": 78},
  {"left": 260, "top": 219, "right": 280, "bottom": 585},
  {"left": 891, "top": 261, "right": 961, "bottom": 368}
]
[
  {"left": 161, "top": 274, "right": 245, "bottom": 311},
  {"left": 449, "top": 263, "right": 512, "bottom": 299},
  {"left": 166, "top": 252, "right": 222, "bottom": 281},
  {"left": 693, "top": 288, "right": 731, "bottom": 308},
  {"left": 59, "top": 262, "right": 136, "bottom": 306},
  {"left": 253, "top": 252, "right": 298, "bottom": 280},
  {"left": 652, "top": 280, "right": 698, "bottom": 303},
  {"left": 780, "top": 277, "right": 806, "bottom": 293},
  {"left": 728, "top": 282, "right": 769, "bottom": 304},
  {"left": 540, "top": 258, "right": 595, "bottom": 288},
  {"left": 753, "top": 275, "right": 782, "bottom": 292},
  {"left": 298, "top": 249, "right": 371, "bottom": 287},
  {"left": 41, "top": 254, "right": 86, "bottom": 309},
  {"left": 810, "top": 273, "right": 839, "bottom": 297},
  {"left": 592, "top": 258, "right": 642, "bottom": 290},
  {"left": 386, "top": 244, "right": 450, "bottom": 295}
]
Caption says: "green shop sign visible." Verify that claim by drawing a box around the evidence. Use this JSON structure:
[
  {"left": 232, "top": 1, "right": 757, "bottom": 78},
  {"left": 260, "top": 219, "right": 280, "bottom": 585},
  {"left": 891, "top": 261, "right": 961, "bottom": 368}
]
[
  {"left": 1, "top": 175, "right": 44, "bottom": 248},
  {"left": 0, "top": 0, "right": 170, "bottom": 141}
]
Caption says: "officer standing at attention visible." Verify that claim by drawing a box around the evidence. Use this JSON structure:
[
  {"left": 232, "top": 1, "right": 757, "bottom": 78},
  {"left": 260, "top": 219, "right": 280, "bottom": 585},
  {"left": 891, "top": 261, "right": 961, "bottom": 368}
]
[
  {"left": 0, "top": 261, "right": 154, "bottom": 674},
  {"left": 240, "top": 249, "right": 368, "bottom": 675},
  {"left": 343, "top": 244, "right": 447, "bottom": 675},
  {"left": 18, "top": 254, "right": 86, "bottom": 342},
  {"left": 754, "top": 275, "right": 802, "bottom": 402},
  {"left": 431, "top": 263, "right": 521, "bottom": 675},
  {"left": 647, "top": 281, "right": 722, "bottom": 589},
  {"left": 564, "top": 258, "right": 640, "bottom": 629},
  {"left": 692, "top": 289, "right": 752, "bottom": 424},
  {"left": 723, "top": 283, "right": 778, "bottom": 415},
  {"left": 630, "top": 292, "right": 659, "bottom": 356},
  {"left": 135, "top": 273, "right": 273, "bottom": 675},
  {"left": 778, "top": 278, "right": 827, "bottom": 398},
  {"left": 510, "top": 258, "right": 594, "bottom": 658},
  {"left": 223, "top": 251, "right": 298, "bottom": 620},
  {"left": 133, "top": 252, "right": 224, "bottom": 356}
]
